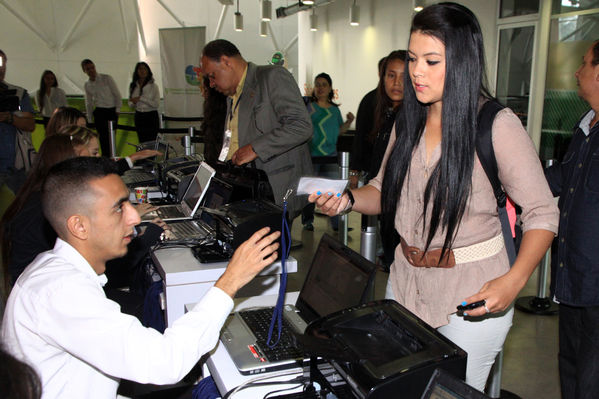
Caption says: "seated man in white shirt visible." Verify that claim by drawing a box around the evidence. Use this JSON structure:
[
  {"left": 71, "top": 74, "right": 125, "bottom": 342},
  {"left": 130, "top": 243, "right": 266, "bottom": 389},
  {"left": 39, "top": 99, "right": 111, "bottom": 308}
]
[{"left": 1, "top": 156, "right": 281, "bottom": 399}]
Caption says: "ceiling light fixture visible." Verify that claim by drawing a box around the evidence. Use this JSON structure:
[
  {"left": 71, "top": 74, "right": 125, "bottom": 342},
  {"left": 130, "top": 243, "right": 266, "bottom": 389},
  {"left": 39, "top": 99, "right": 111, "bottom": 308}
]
[
  {"left": 310, "top": 7, "right": 318, "bottom": 31},
  {"left": 350, "top": 0, "right": 359, "bottom": 26},
  {"left": 234, "top": 0, "right": 243, "bottom": 31},
  {"left": 414, "top": 0, "right": 424, "bottom": 12},
  {"left": 261, "top": 0, "right": 272, "bottom": 21},
  {"left": 260, "top": 21, "right": 268, "bottom": 36},
  {"left": 303, "top": 0, "right": 315, "bottom": 5}
]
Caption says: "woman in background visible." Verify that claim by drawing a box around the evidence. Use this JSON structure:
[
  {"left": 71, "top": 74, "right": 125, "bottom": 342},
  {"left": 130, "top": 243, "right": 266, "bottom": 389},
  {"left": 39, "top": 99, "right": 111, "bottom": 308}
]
[
  {"left": 310, "top": 3, "right": 558, "bottom": 389},
  {"left": 128, "top": 62, "right": 160, "bottom": 144},
  {"left": 1, "top": 135, "right": 77, "bottom": 286},
  {"left": 36, "top": 70, "right": 67, "bottom": 126},
  {"left": 302, "top": 72, "right": 354, "bottom": 231}
]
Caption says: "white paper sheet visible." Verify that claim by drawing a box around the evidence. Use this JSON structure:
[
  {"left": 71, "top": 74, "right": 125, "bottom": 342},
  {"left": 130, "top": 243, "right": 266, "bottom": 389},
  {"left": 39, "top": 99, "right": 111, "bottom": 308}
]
[{"left": 296, "top": 177, "right": 348, "bottom": 195}]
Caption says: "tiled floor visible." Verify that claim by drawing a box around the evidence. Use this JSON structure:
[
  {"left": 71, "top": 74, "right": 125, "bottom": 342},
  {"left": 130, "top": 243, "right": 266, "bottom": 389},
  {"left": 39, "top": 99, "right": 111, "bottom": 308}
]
[{"left": 288, "top": 211, "right": 560, "bottom": 399}]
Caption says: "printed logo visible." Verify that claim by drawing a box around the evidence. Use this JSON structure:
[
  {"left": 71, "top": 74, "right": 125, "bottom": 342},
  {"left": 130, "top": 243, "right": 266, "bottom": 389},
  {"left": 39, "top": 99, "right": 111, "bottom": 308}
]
[{"left": 185, "top": 65, "right": 202, "bottom": 86}]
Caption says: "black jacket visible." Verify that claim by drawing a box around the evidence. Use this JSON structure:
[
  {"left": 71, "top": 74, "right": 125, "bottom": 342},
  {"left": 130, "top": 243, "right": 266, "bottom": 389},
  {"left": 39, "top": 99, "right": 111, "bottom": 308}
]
[{"left": 546, "top": 110, "right": 599, "bottom": 306}]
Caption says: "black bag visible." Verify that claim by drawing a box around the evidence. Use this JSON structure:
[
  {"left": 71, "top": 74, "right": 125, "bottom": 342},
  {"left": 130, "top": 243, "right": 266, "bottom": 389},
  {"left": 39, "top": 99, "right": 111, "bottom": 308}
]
[
  {"left": 212, "top": 161, "right": 275, "bottom": 203},
  {"left": 475, "top": 100, "right": 521, "bottom": 265}
]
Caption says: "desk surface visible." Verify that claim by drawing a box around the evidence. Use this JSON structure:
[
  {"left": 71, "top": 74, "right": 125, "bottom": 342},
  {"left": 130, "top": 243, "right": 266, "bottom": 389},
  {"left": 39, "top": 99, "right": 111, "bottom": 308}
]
[
  {"left": 153, "top": 247, "right": 297, "bottom": 286},
  {"left": 192, "top": 293, "right": 305, "bottom": 398}
]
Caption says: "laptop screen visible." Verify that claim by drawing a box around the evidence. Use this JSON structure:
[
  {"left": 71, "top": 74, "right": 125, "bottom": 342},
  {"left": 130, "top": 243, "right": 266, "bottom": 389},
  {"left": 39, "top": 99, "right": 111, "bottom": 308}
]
[
  {"left": 181, "top": 162, "right": 215, "bottom": 216},
  {"left": 297, "top": 234, "right": 375, "bottom": 321}
]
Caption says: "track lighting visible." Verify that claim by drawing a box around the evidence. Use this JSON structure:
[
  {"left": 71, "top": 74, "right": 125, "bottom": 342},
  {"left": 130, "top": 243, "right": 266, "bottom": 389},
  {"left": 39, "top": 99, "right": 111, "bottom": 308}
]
[
  {"left": 234, "top": 0, "right": 243, "bottom": 31},
  {"left": 261, "top": 0, "right": 272, "bottom": 21},
  {"left": 260, "top": 21, "right": 268, "bottom": 36},
  {"left": 350, "top": 0, "right": 359, "bottom": 26}
]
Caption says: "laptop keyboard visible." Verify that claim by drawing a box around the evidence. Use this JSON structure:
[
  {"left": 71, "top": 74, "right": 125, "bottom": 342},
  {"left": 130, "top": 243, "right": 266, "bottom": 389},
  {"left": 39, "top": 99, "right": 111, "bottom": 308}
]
[
  {"left": 169, "top": 221, "right": 208, "bottom": 239},
  {"left": 239, "top": 308, "right": 304, "bottom": 362},
  {"left": 122, "top": 170, "right": 155, "bottom": 185},
  {"left": 157, "top": 205, "right": 184, "bottom": 219}
]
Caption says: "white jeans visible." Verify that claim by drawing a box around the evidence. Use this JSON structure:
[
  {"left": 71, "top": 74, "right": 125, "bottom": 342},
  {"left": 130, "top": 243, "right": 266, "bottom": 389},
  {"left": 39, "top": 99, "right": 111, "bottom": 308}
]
[{"left": 385, "top": 280, "right": 513, "bottom": 392}]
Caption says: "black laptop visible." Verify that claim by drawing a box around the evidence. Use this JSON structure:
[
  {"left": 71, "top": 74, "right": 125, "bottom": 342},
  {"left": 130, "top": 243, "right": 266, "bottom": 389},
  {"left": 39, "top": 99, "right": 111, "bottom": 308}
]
[{"left": 220, "top": 234, "right": 377, "bottom": 375}]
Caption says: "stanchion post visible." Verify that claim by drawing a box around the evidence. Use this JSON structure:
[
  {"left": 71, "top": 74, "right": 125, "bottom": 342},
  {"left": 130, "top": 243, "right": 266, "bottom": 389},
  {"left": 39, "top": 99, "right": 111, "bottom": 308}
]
[
  {"left": 488, "top": 350, "right": 503, "bottom": 398},
  {"left": 108, "top": 120, "right": 117, "bottom": 159},
  {"left": 338, "top": 152, "right": 350, "bottom": 245},
  {"left": 360, "top": 214, "right": 377, "bottom": 262},
  {"left": 188, "top": 126, "right": 196, "bottom": 155},
  {"left": 183, "top": 136, "right": 192, "bottom": 156}
]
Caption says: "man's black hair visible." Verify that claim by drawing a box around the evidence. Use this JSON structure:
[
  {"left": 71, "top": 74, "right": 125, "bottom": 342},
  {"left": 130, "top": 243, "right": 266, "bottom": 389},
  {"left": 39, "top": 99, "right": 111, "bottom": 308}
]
[
  {"left": 202, "top": 39, "right": 241, "bottom": 61},
  {"left": 42, "top": 157, "right": 119, "bottom": 236},
  {"left": 81, "top": 59, "right": 94, "bottom": 70}
]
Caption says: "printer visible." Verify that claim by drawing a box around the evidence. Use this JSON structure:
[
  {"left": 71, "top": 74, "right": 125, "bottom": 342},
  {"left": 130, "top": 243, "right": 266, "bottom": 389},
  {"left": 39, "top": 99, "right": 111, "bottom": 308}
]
[{"left": 296, "top": 300, "right": 467, "bottom": 399}]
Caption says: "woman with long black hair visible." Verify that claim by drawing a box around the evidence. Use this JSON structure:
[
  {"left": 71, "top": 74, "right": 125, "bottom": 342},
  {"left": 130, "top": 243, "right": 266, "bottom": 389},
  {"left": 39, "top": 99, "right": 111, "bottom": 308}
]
[
  {"left": 309, "top": 2, "right": 558, "bottom": 390},
  {"left": 128, "top": 62, "right": 160, "bottom": 143}
]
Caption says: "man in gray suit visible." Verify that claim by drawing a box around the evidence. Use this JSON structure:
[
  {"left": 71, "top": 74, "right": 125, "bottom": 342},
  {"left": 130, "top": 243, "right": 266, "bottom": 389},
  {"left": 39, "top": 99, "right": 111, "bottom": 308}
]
[{"left": 200, "top": 39, "right": 313, "bottom": 219}]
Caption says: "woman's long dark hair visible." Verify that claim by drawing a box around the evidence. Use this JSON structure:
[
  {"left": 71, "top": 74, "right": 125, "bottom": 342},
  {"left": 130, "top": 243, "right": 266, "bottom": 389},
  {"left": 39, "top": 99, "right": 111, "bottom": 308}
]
[
  {"left": 370, "top": 50, "right": 407, "bottom": 142},
  {"left": 37, "top": 70, "right": 58, "bottom": 112},
  {"left": 1, "top": 135, "right": 76, "bottom": 295},
  {"left": 129, "top": 62, "right": 154, "bottom": 98},
  {"left": 201, "top": 76, "right": 227, "bottom": 166},
  {"left": 310, "top": 72, "right": 338, "bottom": 105},
  {"left": 381, "top": 2, "right": 492, "bottom": 258}
]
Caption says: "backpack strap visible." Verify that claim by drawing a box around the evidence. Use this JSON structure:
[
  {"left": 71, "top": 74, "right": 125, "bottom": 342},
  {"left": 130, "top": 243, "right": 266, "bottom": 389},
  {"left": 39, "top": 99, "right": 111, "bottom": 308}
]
[{"left": 475, "top": 100, "right": 517, "bottom": 266}]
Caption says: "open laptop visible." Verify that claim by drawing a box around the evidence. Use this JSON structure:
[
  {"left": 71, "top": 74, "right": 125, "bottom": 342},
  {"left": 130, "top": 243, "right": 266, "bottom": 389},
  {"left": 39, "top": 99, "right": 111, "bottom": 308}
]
[
  {"left": 421, "top": 369, "right": 490, "bottom": 399},
  {"left": 121, "top": 134, "right": 169, "bottom": 187},
  {"left": 161, "top": 177, "right": 234, "bottom": 241},
  {"left": 141, "top": 161, "right": 215, "bottom": 222},
  {"left": 220, "top": 234, "right": 377, "bottom": 375}
]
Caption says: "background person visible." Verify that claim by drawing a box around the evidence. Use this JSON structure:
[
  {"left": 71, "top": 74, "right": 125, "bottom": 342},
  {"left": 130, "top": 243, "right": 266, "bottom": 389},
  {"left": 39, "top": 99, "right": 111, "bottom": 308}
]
[
  {"left": 309, "top": 3, "right": 558, "bottom": 390},
  {"left": 35, "top": 70, "right": 67, "bottom": 126},
  {"left": 350, "top": 56, "right": 386, "bottom": 189},
  {"left": 200, "top": 39, "right": 313, "bottom": 220},
  {"left": 1, "top": 156, "right": 280, "bottom": 398},
  {"left": 45, "top": 106, "right": 86, "bottom": 137},
  {"left": 200, "top": 75, "right": 227, "bottom": 167},
  {"left": 0, "top": 49, "right": 35, "bottom": 191},
  {"left": 81, "top": 58, "right": 122, "bottom": 156},
  {"left": 301, "top": 72, "right": 354, "bottom": 231},
  {"left": 545, "top": 40, "right": 599, "bottom": 399},
  {"left": 128, "top": 62, "right": 160, "bottom": 144}
]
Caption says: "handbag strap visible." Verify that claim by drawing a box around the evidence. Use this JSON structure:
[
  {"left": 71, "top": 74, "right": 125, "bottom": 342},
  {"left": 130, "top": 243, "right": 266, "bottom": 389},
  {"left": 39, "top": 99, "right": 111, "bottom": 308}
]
[{"left": 475, "top": 100, "right": 517, "bottom": 266}]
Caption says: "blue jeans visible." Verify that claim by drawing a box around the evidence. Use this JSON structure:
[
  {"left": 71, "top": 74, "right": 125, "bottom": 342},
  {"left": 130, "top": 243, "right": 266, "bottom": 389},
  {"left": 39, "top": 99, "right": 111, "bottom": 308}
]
[{"left": 559, "top": 303, "right": 599, "bottom": 399}]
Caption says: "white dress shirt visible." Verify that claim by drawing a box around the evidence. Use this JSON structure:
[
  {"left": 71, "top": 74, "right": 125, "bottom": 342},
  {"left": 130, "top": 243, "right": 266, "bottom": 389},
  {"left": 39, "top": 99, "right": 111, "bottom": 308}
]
[
  {"left": 36, "top": 87, "right": 68, "bottom": 117},
  {"left": 128, "top": 81, "right": 160, "bottom": 113},
  {"left": 2, "top": 238, "right": 233, "bottom": 399},
  {"left": 84, "top": 73, "right": 122, "bottom": 122}
]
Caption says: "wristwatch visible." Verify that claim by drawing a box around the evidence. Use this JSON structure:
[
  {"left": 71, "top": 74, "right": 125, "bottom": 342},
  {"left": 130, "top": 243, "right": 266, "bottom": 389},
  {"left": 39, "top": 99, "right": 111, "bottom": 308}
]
[{"left": 339, "top": 189, "right": 355, "bottom": 215}]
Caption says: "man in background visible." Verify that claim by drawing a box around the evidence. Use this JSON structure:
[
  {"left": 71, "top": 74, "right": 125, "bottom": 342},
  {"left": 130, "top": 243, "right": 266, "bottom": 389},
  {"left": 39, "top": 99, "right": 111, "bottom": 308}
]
[
  {"left": 0, "top": 49, "right": 35, "bottom": 190},
  {"left": 200, "top": 39, "right": 313, "bottom": 219},
  {"left": 82, "top": 59, "right": 122, "bottom": 157},
  {"left": 545, "top": 40, "right": 599, "bottom": 399}
]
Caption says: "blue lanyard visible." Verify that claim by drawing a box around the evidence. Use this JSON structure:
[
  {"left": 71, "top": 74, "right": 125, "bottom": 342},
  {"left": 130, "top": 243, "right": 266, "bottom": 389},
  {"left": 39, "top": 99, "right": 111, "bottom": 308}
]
[{"left": 266, "top": 190, "right": 292, "bottom": 348}]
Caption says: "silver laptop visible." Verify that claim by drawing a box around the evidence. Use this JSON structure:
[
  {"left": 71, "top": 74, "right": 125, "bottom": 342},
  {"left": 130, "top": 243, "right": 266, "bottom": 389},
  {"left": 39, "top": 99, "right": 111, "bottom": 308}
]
[
  {"left": 121, "top": 134, "right": 169, "bottom": 187},
  {"left": 141, "top": 161, "right": 215, "bottom": 222},
  {"left": 220, "top": 234, "right": 377, "bottom": 375}
]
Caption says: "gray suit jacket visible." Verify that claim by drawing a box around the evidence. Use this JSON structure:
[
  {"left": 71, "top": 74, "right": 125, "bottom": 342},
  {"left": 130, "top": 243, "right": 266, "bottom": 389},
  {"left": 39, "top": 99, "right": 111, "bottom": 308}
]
[{"left": 237, "top": 62, "right": 313, "bottom": 218}]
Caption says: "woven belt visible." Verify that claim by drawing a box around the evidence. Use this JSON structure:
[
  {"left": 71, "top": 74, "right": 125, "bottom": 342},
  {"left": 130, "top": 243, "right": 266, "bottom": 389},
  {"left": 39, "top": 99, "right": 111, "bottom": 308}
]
[{"left": 401, "top": 234, "right": 505, "bottom": 268}]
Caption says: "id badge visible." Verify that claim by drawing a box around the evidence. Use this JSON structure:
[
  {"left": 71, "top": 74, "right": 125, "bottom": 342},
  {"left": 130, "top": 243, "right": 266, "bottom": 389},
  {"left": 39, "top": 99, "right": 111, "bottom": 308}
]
[{"left": 218, "top": 129, "right": 232, "bottom": 162}]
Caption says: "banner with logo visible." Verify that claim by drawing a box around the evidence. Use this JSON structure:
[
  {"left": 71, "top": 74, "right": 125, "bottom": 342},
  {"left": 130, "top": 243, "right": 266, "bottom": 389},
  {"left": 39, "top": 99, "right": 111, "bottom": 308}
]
[{"left": 159, "top": 26, "right": 205, "bottom": 118}]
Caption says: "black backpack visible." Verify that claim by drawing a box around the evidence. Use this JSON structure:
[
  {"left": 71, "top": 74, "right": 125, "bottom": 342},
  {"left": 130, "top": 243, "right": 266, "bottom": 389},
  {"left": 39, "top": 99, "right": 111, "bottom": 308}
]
[{"left": 475, "top": 100, "right": 519, "bottom": 266}]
